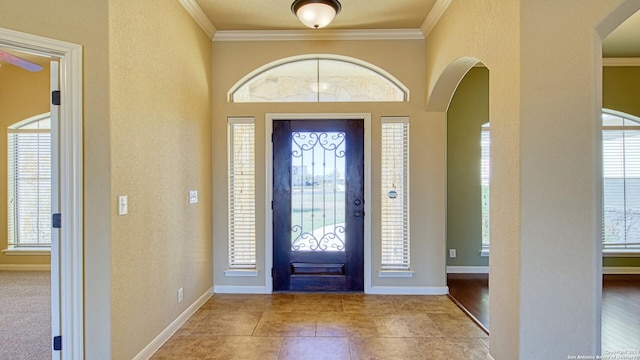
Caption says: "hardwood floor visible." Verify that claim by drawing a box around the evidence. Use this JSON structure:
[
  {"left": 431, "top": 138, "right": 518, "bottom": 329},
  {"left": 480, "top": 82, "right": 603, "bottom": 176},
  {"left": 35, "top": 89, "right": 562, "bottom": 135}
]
[
  {"left": 447, "top": 273, "right": 640, "bottom": 353},
  {"left": 602, "top": 275, "right": 640, "bottom": 352},
  {"left": 447, "top": 273, "right": 489, "bottom": 333}
]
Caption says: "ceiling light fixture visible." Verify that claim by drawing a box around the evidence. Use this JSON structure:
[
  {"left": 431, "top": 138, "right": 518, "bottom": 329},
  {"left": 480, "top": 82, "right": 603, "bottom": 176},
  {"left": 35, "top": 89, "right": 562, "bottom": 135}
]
[{"left": 291, "top": 0, "right": 342, "bottom": 29}]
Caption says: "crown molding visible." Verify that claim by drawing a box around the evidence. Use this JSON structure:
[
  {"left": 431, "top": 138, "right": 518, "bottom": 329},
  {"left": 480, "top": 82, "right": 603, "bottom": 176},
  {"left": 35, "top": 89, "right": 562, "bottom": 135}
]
[
  {"left": 178, "top": 0, "right": 216, "bottom": 39},
  {"left": 213, "top": 29, "right": 425, "bottom": 42},
  {"left": 603, "top": 57, "right": 640, "bottom": 66},
  {"left": 421, "top": 0, "right": 452, "bottom": 38}
]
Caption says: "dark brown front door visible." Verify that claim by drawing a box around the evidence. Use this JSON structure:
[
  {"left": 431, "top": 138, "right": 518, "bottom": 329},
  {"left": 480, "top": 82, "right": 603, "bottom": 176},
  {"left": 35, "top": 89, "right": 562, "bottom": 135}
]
[{"left": 273, "top": 119, "right": 364, "bottom": 292}]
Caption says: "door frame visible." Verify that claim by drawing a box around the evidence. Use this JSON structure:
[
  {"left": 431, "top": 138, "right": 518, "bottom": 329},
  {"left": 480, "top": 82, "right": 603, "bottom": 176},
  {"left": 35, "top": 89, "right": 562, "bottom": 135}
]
[
  {"left": 0, "top": 28, "right": 84, "bottom": 359},
  {"left": 265, "top": 113, "right": 372, "bottom": 293}
]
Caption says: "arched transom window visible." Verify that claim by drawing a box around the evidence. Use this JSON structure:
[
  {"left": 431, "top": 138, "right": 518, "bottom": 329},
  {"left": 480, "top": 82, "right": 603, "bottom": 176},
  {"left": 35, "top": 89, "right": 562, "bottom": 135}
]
[{"left": 229, "top": 55, "right": 409, "bottom": 103}]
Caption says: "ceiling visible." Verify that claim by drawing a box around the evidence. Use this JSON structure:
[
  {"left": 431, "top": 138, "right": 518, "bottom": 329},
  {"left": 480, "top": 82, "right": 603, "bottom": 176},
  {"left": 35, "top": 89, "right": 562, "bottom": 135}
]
[
  {"left": 195, "top": 0, "right": 437, "bottom": 31},
  {"left": 0, "top": 47, "right": 49, "bottom": 72},
  {"left": 603, "top": 10, "right": 640, "bottom": 57},
  {"left": 194, "top": 0, "right": 640, "bottom": 57}
]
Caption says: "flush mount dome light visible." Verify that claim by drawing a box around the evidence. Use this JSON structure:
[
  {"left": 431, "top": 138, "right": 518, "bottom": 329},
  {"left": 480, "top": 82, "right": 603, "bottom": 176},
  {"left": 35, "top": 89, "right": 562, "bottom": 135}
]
[{"left": 291, "top": 0, "right": 342, "bottom": 29}]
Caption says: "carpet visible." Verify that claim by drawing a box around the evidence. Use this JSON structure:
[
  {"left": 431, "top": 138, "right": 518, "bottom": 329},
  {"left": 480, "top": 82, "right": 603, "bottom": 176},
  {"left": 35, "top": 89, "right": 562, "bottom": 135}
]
[{"left": 0, "top": 271, "right": 51, "bottom": 360}]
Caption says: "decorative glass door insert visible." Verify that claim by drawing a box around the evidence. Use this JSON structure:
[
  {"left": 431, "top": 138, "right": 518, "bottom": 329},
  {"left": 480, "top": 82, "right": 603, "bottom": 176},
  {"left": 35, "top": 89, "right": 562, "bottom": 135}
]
[{"left": 291, "top": 131, "right": 346, "bottom": 252}]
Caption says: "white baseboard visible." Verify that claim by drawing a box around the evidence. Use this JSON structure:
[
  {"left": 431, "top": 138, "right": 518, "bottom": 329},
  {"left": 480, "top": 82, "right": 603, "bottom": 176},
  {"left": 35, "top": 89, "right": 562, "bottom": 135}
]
[
  {"left": 487, "top": 353, "right": 495, "bottom": 360},
  {"left": 133, "top": 286, "right": 213, "bottom": 360},
  {"left": 603, "top": 266, "right": 640, "bottom": 274},
  {"left": 447, "top": 266, "right": 639, "bottom": 275},
  {"left": 447, "top": 266, "right": 489, "bottom": 274},
  {"left": 0, "top": 264, "right": 50, "bottom": 271},
  {"left": 213, "top": 285, "right": 268, "bottom": 294},
  {"left": 368, "top": 286, "right": 449, "bottom": 295}
]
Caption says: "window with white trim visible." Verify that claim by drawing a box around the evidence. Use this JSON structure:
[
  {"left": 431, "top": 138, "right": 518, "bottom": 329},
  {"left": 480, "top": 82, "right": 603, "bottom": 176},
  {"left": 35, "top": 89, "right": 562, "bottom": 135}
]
[
  {"left": 7, "top": 113, "right": 51, "bottom": 249},
  {"left": 380, "top": 117, "right": 410, "bottom": 270},
  {"left": 602, "top": 110, "right": 640, "bottom": 252},
  {"left": 227, "top": 117, "right": 256, "bottom": 268},
  {"left": 481, "top": 123, "right": 490, "bottom": 255}
]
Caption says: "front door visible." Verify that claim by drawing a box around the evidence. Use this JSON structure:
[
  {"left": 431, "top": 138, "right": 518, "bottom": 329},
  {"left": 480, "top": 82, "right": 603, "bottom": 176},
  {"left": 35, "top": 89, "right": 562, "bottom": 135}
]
[{"left": 273, "top": 119, "right": 364, "bottom": 292}]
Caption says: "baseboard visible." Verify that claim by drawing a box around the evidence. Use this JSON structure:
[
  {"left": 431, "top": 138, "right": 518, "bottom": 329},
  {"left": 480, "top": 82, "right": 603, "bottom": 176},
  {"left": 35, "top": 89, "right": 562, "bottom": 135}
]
[
  {"left": 487, "top": 353, "right": 496, "bottom": 360},
  {"left": 213, "top": 285, "right": 268, "bottom": 294},
  {"left": 368, "top": 286, "right": 449, "bottom": 295},
  {"left": 132, "top": 286, "right": 213, "bottom": 360},
  {"left": 603, "top": 266, "right": 640, "bottom": 274},
  {"left": 447, "top": 266, "right": 639, "bottom": 275},
  {"left": 447, "top": 266, "right": 489, "bottom": 274},
  {"left": 0, "top": 264, "right": 50, "bottom": 271}
]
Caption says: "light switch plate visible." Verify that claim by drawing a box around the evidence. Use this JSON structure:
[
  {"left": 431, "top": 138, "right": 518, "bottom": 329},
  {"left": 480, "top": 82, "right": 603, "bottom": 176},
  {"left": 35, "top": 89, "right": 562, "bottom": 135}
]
[
  {"left": 118, "top": 195, "right": 128, "bottom": 215},
  {"left": 189, "top": 190, "right": 198, "bottom": 204}
]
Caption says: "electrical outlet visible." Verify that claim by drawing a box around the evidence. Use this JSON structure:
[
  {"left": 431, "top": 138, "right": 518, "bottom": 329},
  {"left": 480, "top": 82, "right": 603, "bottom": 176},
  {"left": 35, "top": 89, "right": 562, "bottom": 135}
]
[
  {"left": 449, "top": 249, "right": 457, "bottom": 258},
  {"left": 177, "top": 287, "right": 184, "bottom": 304}
]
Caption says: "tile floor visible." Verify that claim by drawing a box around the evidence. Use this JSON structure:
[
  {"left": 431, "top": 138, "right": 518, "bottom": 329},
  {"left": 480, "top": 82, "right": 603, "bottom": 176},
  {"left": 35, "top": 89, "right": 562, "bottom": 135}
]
[{"left": 151, "top": 294, "right": 489, "bottom": 360}]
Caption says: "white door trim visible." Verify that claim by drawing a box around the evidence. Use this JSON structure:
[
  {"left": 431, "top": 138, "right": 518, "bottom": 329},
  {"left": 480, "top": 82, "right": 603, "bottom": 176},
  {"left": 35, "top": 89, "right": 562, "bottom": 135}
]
[
  {"left": 0, "top": 27, "right": 84, "bottom": 360},
  {"left": 265, "top": 113, "right": 372, "bottom": 293}
]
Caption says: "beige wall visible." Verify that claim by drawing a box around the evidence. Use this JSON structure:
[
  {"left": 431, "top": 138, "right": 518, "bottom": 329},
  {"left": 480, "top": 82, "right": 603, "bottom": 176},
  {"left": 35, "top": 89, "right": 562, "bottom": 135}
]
[
  {"left": 1, "top": 1, "right": 213, "bottom": 358},
  {"left": 0, "top": 59, "right": 50, "bottom": 266},
  {"left": 211, "top": 39, "right": 447, "bottom": 291},
  {"left": 426, "top": 0, "right": 638, "bottom": 358},
  {"left": 108, "top": 0, "right": 212, "bottom": 358}
]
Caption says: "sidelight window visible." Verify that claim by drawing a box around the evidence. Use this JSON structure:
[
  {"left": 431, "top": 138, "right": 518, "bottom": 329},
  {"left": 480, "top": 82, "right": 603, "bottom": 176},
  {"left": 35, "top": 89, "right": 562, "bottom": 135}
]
[
  {"left": 380, "top": 117, "right": 410, "bottom": 271},
  {"left": 227, "top": 117, "right": 257, "bottom": 268}
]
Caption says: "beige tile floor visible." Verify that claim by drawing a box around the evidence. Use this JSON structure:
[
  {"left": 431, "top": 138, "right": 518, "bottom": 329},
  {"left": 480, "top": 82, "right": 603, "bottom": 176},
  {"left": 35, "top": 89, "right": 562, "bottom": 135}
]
[{"left": 151, "top": 294, "right": 489, "bottom": 360}]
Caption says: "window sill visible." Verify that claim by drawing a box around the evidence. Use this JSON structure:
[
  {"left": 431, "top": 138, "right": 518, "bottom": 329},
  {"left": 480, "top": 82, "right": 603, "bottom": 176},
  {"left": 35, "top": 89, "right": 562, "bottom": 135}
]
[
  {"left": 224, "top": 269, "right": 259, "bottom": 277},
  {"left": 603, "top": 249, "right": 640, "bottom": 257},
  {"left": 2, "top": 248, "right": 51, "bottom": 256},
  {"left": 378, "top": 270, "right": 414, "bottom": 278}
]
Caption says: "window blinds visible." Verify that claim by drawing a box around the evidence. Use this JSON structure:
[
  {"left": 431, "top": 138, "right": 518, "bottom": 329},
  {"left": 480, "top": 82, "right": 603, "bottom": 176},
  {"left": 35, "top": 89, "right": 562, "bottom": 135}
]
[
  {"left": 481, "top": 125, "right": 490, "bottom": 248},
  {"left": 603, "top": 126, "right": 640, "bottom": 249},
  {"left": 227, "top": 118, "right": 257, "bottom": 268},
  {"left": 381, "top": 118, "right": 410, "bottom": 270},
  {"left": 8, "top": 128, "right": 51, "bottom": 247}
]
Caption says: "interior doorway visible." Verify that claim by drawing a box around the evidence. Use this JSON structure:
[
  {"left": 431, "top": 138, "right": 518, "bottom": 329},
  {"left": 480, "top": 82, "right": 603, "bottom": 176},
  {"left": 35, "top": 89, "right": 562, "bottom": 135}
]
[{"left": 0, "top": 27, "right": 83, "bottom": 360}]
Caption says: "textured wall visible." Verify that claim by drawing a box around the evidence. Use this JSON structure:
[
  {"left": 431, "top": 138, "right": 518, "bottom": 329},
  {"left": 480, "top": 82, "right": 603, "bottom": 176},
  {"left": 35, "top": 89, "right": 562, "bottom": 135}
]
[
  {"left": 426, "top": 0, "right": 637, "bottom": 358},
  {"left": 108, "top": 1, "right": 212, "bottom": 358}
]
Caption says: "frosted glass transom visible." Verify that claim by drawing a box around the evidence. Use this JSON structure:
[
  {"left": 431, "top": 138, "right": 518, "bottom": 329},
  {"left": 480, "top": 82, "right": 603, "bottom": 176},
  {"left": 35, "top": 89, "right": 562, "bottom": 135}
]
[{"left": 230, "top": 56, "right": 408, "bottom": 103}]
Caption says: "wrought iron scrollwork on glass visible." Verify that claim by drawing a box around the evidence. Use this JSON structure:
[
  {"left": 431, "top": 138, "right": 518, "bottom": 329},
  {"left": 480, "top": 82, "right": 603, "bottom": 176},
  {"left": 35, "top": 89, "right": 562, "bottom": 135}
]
[
  {"left": 291, "top": 225, "right": 345, "bottom": 251},
  {"left": 292, "top": 132, "right": 346, "bottom": 159},
  {"left": 290, "top": 131, "right": 347, "bottom": 252}
]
